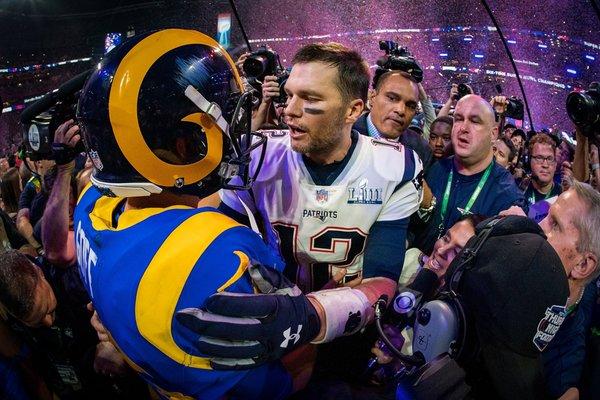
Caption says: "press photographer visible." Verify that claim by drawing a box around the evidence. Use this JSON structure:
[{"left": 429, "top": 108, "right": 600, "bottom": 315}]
[
  {"left": 240, "top": 46, "right": 290, "bottom": 130},
  {"left": 15, "top": 71, "right": 90, "bottom": 256},
  {"left": 438, "top": 83, "right": 474, "bottom": 117},
  {"left": 570, "top": 82, "right": 600, "bottom": 184}
]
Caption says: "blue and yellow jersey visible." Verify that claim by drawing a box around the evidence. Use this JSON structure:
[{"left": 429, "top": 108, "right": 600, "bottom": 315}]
[{"left": 74, "top": 185, "right": 289, "bottom": 399}]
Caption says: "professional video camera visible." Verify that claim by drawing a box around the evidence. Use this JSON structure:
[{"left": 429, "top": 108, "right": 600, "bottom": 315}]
[
  {"left": 242, "top": 46, "right": 289, "bottom": 104},
  {"left": 566, "top": 82, "right": 600, "bottom": 137},
  {"left": 374, "top": 40, "right": 423, "bottom": 84},
  {"left": 20, "top": 70, "right": 90, "bottom": 161}
]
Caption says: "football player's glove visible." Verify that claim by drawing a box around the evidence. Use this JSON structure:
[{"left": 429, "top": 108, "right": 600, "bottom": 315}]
[{"left": 176, "top": 263, "right": 321, "bottom": 370}]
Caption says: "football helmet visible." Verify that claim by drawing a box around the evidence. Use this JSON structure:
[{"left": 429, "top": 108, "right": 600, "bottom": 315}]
[{"left": 77, "top": 29, "right": 264, "bottom": 198}]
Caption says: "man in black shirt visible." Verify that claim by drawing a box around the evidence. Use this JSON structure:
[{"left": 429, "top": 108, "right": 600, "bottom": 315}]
[{"left": 0, "top": 250, "right": 149, "bottom": 399}]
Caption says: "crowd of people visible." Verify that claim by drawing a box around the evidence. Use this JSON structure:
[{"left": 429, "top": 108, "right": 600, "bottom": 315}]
[{"left": 0, "top": 27, "right": 599, "bottom": 400}]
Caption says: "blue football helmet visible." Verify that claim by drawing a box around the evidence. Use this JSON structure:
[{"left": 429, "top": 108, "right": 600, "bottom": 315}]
[{"left": 77, "top": 29, "right": 264, "bottom": 198}]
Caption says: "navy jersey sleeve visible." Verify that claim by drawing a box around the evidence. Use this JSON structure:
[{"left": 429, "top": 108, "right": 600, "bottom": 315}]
[
  {"left": 18, "top": 181, "right": 36, "bottom": 210},
  {"left": 362, "top": 217, "right": 409, "bottom": 281}
]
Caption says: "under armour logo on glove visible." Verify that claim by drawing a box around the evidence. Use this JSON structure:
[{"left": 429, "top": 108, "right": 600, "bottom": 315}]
[
  {"left": 280, "top": 325, "right": 303, "bottom": 348},
  {"left": 176, "top": 263, "right": 321, "bottom": 370}
]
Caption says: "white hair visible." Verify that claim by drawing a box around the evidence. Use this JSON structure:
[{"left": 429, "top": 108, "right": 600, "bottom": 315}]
[{"left": 571, "top": 180, "right": 600, "bottom": 281}]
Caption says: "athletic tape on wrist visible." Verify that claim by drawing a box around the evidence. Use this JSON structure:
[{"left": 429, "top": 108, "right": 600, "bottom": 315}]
[{"left": 308, "top": 287, "right": 372, "bottom": 344}]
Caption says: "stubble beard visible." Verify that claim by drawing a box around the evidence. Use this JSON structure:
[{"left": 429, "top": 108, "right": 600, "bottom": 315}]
[{"left": 290, "top": 108, "right": 347, "bottom": 157}]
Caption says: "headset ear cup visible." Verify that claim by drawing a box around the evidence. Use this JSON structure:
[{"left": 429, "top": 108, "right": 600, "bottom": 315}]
[{"left": 447, "top": 293, "right": 479, "bottom": 364}]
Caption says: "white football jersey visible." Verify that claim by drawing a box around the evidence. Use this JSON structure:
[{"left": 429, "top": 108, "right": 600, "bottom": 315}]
[{"left": 220, "top": 130, "right": 423, "bottom": 292}]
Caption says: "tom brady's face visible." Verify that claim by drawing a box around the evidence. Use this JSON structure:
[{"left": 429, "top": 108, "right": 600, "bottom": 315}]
[{"left": 283, "top": 62, "right": 354, "bottom": 157}]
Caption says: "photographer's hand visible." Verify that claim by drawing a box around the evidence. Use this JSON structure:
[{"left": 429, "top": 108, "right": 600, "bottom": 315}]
[
  {"left": 42, "top": 119, "right": 80, "bottom": 267},
  {"left": 235, "top": 52, "right": 250, "bottom": 76},
  {"left": 490, "top": 96, "right": 508, "bottom": 115},
  {"left": 261, "top": 75, "right": 281, "bottom": 104},
  {"left": 438, "top": 84, "right": 458, "bottom": 117},
  {"left": 52, "top": 119, "right": 80, "bottom": 167},
  {"left": 251, "top": 75, "right": 280, "bottom": 130}
]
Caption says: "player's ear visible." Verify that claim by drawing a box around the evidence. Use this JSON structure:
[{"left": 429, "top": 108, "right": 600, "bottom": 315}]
[{"left": 345, "top": 99, "right": 364, "bottom": 124}]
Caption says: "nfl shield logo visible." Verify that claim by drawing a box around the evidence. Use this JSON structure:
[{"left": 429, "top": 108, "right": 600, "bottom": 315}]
[{"left": 316, "top": 189, "right": 329, "bottom": 204}]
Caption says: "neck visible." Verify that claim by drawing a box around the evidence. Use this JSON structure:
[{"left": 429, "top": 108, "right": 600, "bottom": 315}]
[
  {"left": 567, "top": 281, "right": 585, "bottom": 308},
  {"left": 306, "top": 129, "right": 353, "bottom": 165},
  {"left": 532, "top": 178, "right": 553, "bottom": 194},
  {"left": 125, "top": 191, "right": 199, "bottom": 211},
  {"left": 369, "top": 114, "right": 401, "bottom": 140},
  {"left": 454, "top": 151, "right": 493, "bottom": 176}
]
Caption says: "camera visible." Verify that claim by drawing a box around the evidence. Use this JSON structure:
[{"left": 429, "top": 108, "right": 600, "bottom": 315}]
[
  {"left": 566, "top": 82, "right": 600, "bottom": 137},
  {"left": 452, "top": 83, "right": 472, "bottom": 101},
  {"left": 374, "top": 40, "right": 423, "bottom": 84},
  {"left": 504, "top": 96, "right": 524, "bottom": 120},
  {"left": 242, "top": 46, "right": 289, "bottom": 104},
  {"left": 21, "top": 70, "right": 89, "bottom": 160}
]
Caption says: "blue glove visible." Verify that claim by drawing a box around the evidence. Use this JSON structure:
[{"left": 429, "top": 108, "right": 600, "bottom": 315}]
[{"left": 176, "top": 263, "right": 321, "bottom": 370}]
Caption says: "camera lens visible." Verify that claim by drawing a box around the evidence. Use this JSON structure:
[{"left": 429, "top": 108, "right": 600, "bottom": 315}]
[
  {"left": 242, "top": 55, "right": 270, "bottom": 79},
  {"left": 566, "top": 91, "right": 600, "bottom": 127}
]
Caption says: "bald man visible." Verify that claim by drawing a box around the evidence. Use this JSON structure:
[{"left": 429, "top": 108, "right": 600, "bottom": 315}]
[{"left": 411, "top": 95, "right": 525, "bottom": 254}]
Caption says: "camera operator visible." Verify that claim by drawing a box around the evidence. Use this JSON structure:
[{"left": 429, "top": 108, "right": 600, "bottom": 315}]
[
  {"left": 353, "top": 70, "right": 433, "bottom": 170},
  {"left": 438, "top": 83, "right": 473, "bottom": 118},
  {"left": 376, "top": 179, "right": 600, "bottom": 399},
  {"left": 41, "top": 119, "right": 79, "bottom": 267}
]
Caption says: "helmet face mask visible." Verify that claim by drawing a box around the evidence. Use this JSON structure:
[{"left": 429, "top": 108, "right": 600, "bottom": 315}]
[{"left": 77, "top": 29, "right": 265, "bottom": 198}]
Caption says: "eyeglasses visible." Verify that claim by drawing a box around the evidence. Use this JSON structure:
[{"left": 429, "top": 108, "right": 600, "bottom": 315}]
[{"left": 531, "top": 155, "right": 556, "bottom": 164}]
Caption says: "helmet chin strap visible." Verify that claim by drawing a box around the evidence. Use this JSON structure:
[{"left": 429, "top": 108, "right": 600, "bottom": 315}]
[{"left": 184, "top": 85, "right": 230, "bottom": 138}]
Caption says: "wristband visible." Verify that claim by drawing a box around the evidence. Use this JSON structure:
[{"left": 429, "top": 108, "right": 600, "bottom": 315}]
[
  {"left": 307, "top": 287, "right": 372, "bottom": 343},
  {"left": 51, "top": 143, "right": 78, "bottom": 166},
  {"left": 592, "top": 163, "right": 600, "bottom": 171}
]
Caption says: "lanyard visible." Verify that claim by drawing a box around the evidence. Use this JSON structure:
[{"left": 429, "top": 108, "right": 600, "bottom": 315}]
[
  {"left": 529, "top": 184, "right": 553, "bottom": 205},
  {"left": 438, "top": 162, "right": 493, "bottom": 237}
]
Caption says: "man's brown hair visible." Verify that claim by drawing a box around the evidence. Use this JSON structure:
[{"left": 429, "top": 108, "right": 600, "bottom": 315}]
[
  {"left": 292, "top": 42, "right": 370, "bottom": 104},
  {"left": 0, "top": 250, "right": 40, "bottom": 320},
  {"left": 528, "top": 133, "right": 557, "bottom": 155}
]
